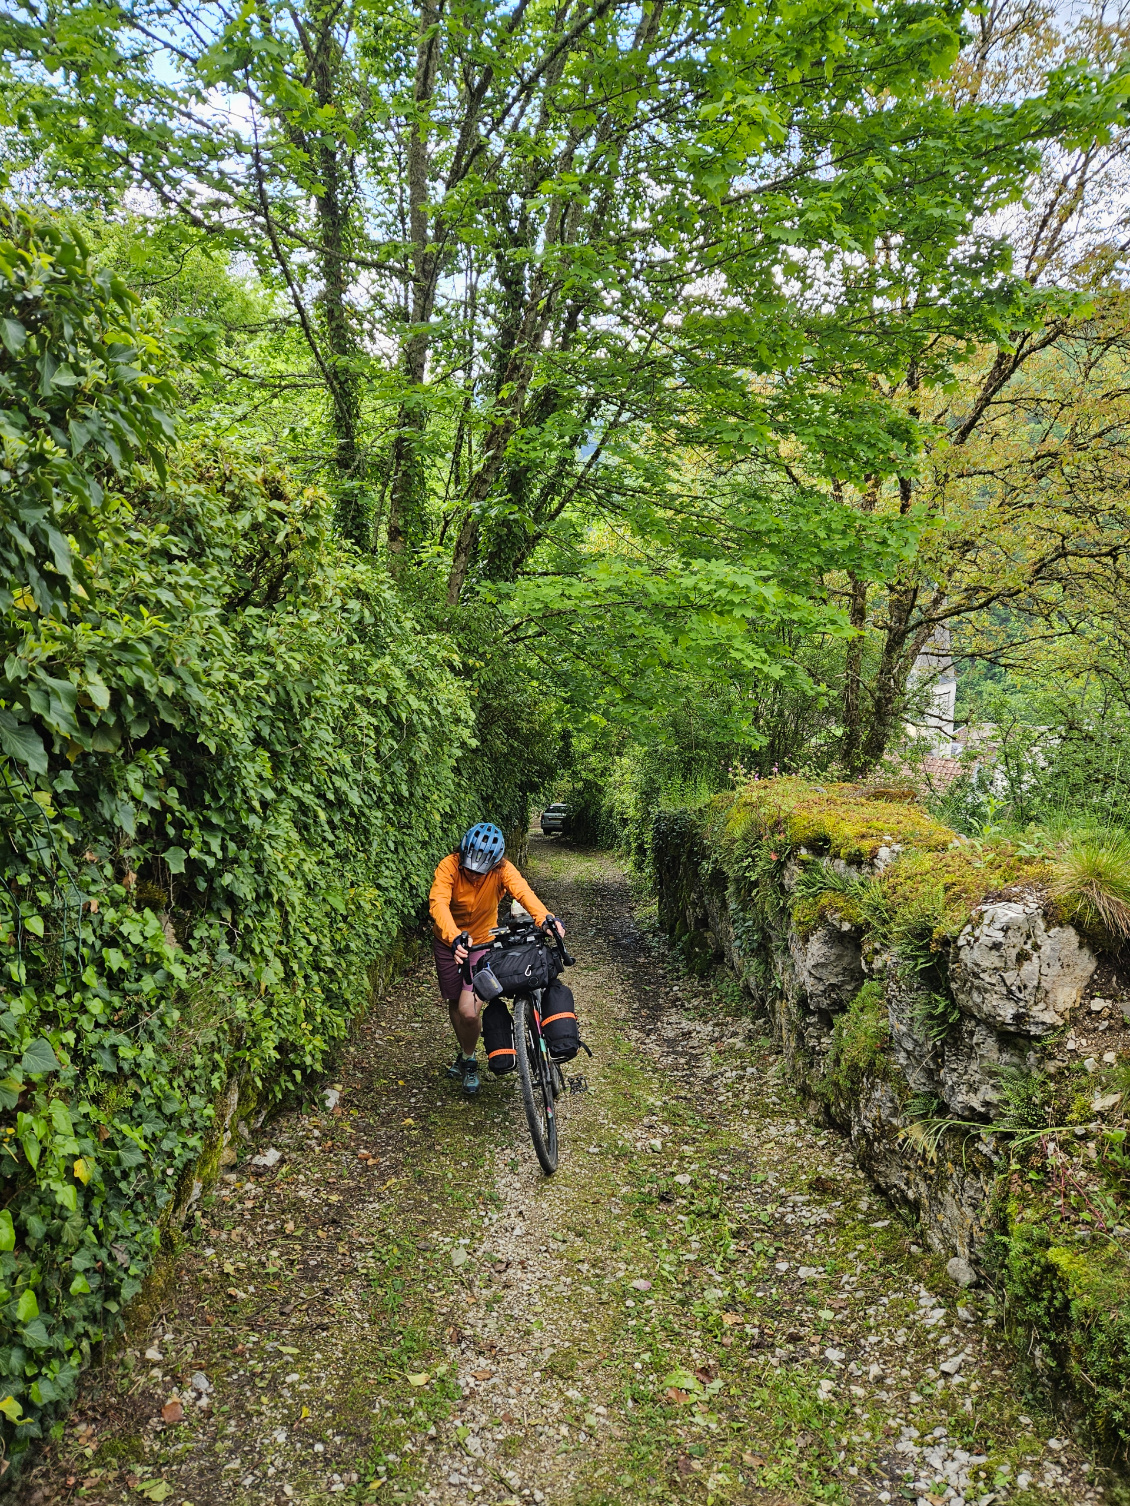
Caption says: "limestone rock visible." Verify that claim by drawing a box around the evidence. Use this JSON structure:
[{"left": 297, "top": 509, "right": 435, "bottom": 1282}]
[
  {"left": 946, "top": 1256, "right": 976, "bottom": 1288},
  {"left": 885, "top": 962, "right": 942, "bottom": 1096},
  {"left": 939, "top": 1016, "right": 1025, "bottom": 1119},
  {"left": 951, "top": 901, "right": 1097, "bottom": 1036},
  {"left": 789, "top": 919, "right": 864, "bottom": 1015}
]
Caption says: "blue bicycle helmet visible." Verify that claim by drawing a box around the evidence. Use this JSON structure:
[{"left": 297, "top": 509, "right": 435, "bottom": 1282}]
[{"left": 460, "top": 822, "right": 505, "bottom": 875}]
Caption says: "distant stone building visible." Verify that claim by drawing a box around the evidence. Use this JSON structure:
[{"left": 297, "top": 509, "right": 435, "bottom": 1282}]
[{"left": 908, "top": 625, "right": 958, "bottom": 757}]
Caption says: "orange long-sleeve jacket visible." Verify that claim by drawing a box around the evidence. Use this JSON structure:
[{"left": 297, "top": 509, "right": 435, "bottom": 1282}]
[{"left": 428, "top": 854, "right": 549, "bottom": 946}]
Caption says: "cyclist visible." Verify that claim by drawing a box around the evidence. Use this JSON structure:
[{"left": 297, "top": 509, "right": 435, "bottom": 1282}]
[{"left": 430, "top": 823, "right": 564, "bottom": 1094}]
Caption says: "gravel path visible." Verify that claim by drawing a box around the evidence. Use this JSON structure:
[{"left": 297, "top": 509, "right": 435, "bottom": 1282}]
[{"left": 13, "top": 840, "right": 1104, "bottom": 1506}]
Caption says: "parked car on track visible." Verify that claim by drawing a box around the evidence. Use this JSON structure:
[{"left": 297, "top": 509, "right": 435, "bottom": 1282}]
[{"left": 540, "top": 803, "right": 570, "bottom": 836}]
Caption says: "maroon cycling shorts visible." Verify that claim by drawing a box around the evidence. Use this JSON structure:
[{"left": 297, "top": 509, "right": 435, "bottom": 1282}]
[{"left": 433, "top": 937, "right": 489, "bottom": 1001}]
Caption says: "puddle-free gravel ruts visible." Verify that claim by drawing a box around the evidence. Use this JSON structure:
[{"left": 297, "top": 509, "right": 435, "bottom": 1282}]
[{"left": 14, "top": 838, "right": 1105, "bottom": 1506}]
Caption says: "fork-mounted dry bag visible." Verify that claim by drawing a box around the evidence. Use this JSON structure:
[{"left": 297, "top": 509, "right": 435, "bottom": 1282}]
[
  {"left": 539, "top": 979, "right": 581, "bottom": 1062},
  {"left": 482, "top": 997, "right": 516, "bottom": 1074}
]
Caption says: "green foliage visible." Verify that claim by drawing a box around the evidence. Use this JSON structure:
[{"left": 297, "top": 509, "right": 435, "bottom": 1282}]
[
  {"left": 0, "top": 215, "right": 477, "bottom": 1467},
  {"left": 790, "top": 862, "right": 870, "bottom": 939},
  {"left": 987, "top": 1197, "right": 1130, "bottom": 1457},
  {"left": 993, "top": 1068, "right": 1056, "bottom": 1135},
  {"left": 816, "top": 982, "right": 891, "bottom": 1107},
  {"left": 864, "top": 844, "right": 1052, "bottom": 959}
]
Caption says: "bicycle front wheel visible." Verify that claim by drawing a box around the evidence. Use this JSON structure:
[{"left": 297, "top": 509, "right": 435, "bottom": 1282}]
[{"left": 514, "top": 994, "right": 559, "bottom": 1174}]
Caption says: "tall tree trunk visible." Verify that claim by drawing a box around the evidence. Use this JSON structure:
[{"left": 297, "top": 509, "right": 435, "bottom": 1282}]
[
  {"left": 386, "top": 0, "right": 443, "bottom": 557},
  {"left": 859, "top": 579, "right": 920, "bottom": 768},
  {"left": 309, "top": 19, "right": 366, "bottom": 546}
]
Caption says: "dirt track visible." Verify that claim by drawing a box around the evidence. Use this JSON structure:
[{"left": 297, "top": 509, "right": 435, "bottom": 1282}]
[{"left": 13, "top": 839, "right": 1102, "bottom": 1506}]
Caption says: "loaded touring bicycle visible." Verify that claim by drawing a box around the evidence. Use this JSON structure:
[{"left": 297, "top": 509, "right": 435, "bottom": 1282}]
[{"left": 461, "top": 909, "right": 589, "bottom": 1173}]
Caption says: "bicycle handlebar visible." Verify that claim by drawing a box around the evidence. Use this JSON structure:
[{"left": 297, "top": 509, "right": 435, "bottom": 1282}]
[{"left": 543, "top": 916, "right": 575, "bottom": 969}]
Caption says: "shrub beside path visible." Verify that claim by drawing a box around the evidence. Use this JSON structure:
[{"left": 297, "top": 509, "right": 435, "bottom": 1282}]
[{"left": 13, "top": 840, "right": 1105, "bottom": 1506}]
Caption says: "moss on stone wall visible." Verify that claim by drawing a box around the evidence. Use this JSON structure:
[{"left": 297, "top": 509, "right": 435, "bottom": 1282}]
[
  {"left": 817, "top": 982, "right": 893, "bottom": 1108},
  {"left": 709, "top": 777, "right": 954, "bottom": 865},
  {"left": 649, "top": 775, "right": 1129, "bottom": 1466},
  {"left": 988, "top": 1191, "right": 1130, "bottom": 1466},
  {"left": 872, "top": 845, "right": 1053, "bottom": 949}
]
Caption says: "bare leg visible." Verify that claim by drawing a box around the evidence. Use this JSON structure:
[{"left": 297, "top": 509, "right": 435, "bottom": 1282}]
[{"left": 447, "top": 989, "right": 482, "bottom": 1055}]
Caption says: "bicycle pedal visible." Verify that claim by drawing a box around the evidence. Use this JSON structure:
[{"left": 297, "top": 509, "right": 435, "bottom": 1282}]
[{"left": 567, "top": 1074, "right": 589, "bottom": 1095}]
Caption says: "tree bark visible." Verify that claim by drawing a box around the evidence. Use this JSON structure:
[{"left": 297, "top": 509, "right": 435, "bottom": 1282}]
[
  {"left": 308, "top": 19, "right": 367, "bottom": 545},
  {"left": 386, "top": 0, "right": 444, "bottom": 556}
]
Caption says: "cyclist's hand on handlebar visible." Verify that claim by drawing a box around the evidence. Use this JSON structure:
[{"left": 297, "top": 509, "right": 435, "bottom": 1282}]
[
  {"left": 544, "top": 913, "right": 565, "bottom": 940},
  {"left": 451, "top": 931, "right": 472, "bottom": 964}
]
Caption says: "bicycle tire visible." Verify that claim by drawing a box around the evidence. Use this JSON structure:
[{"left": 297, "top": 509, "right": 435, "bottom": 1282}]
[{"left": 514, "top": 994, "right": 559, "bottom": 1174}]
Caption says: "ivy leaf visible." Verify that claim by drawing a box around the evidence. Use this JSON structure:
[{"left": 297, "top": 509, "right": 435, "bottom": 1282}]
[
  {"left": 163, "top": 846, "right": 187, "bottom": 874},
  {"left": 15, "top": 1288, "right": 38, "bottom": 1323},
  {"left": 20, "top": 1038, "right": 60, "bottom": 1075},
  {"left": 0, "top": 1211, "right": 13, "bottom": 1252},
  {"left": 0, "top": 711, "right": 47, "bottom": 773},
  {"left": 20, "top": 1316, "right": 50, "bottom": 1348}
]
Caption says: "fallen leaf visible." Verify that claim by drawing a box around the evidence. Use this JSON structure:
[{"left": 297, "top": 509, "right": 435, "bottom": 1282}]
[
  {"left": 450, "top": 1246, "right": 468, "bottom": 1268},
  {"left": 406, "top": 1373, "right": 430, "bottom": 1387},
  {"left": 665, "top": 1387, "right": 689, "bottom": 1404},
  {"left": 721, "top": 1312, "right": 742, "bottom": 1326},
  {"left": 401, "top": 1117, "right": 415, "bottom": 1126},
  {"left": 694, "top": 1366, "right": 714, "bottom": 1384},
  {"left": 677, "top": 1455, "right": 693, "bottom": 1477},
  {"left": 134, "top": 1480, "right": 173, "bottom": 1502},
  {"left": 742, "top": 1452, "right": 765, "bottom": 1467},
  {"left": 284, "top": 1221, "right": 295, "bottom": 1234},
  {"left": 160, "top": 1401, "right": 183, "bottom": 1424},
  {"left": 630, "top": 1278, "right": 652, "bottom": 1291},
  {"left": 472, "top": 1369, "right": 493, "bottom": 1381},
  {"left": 300, "top": 1405, "right": 310, "bottom": 1419},
  {"left": 278, "top": 1346, "right": 299, "bottom": 1355}
]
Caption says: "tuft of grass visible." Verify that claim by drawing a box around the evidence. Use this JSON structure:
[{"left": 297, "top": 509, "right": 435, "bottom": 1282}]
[{"left": 1049, "top": 829, "right": 1130, "bottom": 942}]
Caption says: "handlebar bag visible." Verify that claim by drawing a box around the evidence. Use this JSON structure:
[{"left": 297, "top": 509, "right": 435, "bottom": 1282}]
[
  {"left": 539, "top": 979, "right": 581, "bottom": 1061},
  {"left": 482, "top": 997, "right": 516, "bottom": 1074},
  {"left": 475, "top": 941, "right": 553, "bottom": 997}
]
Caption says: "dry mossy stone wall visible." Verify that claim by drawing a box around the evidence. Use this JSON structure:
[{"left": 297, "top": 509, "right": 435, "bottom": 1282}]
[{"left": 651, "top": 778, "right": 1130, "bottom": 1467}]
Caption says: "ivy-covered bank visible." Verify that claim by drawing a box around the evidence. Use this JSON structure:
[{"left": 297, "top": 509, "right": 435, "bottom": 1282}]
[
  {"left": 649, "top": 778, "right": 1130, "bottom": 1467},
  {"left": 0, "top": 214, "right": 536, "bottom": 1475}
]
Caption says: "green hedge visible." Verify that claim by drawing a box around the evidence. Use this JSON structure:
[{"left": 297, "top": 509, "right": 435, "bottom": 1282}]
[{"left": 0, "top": 211, "right": 479, "bottom": 1469}]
